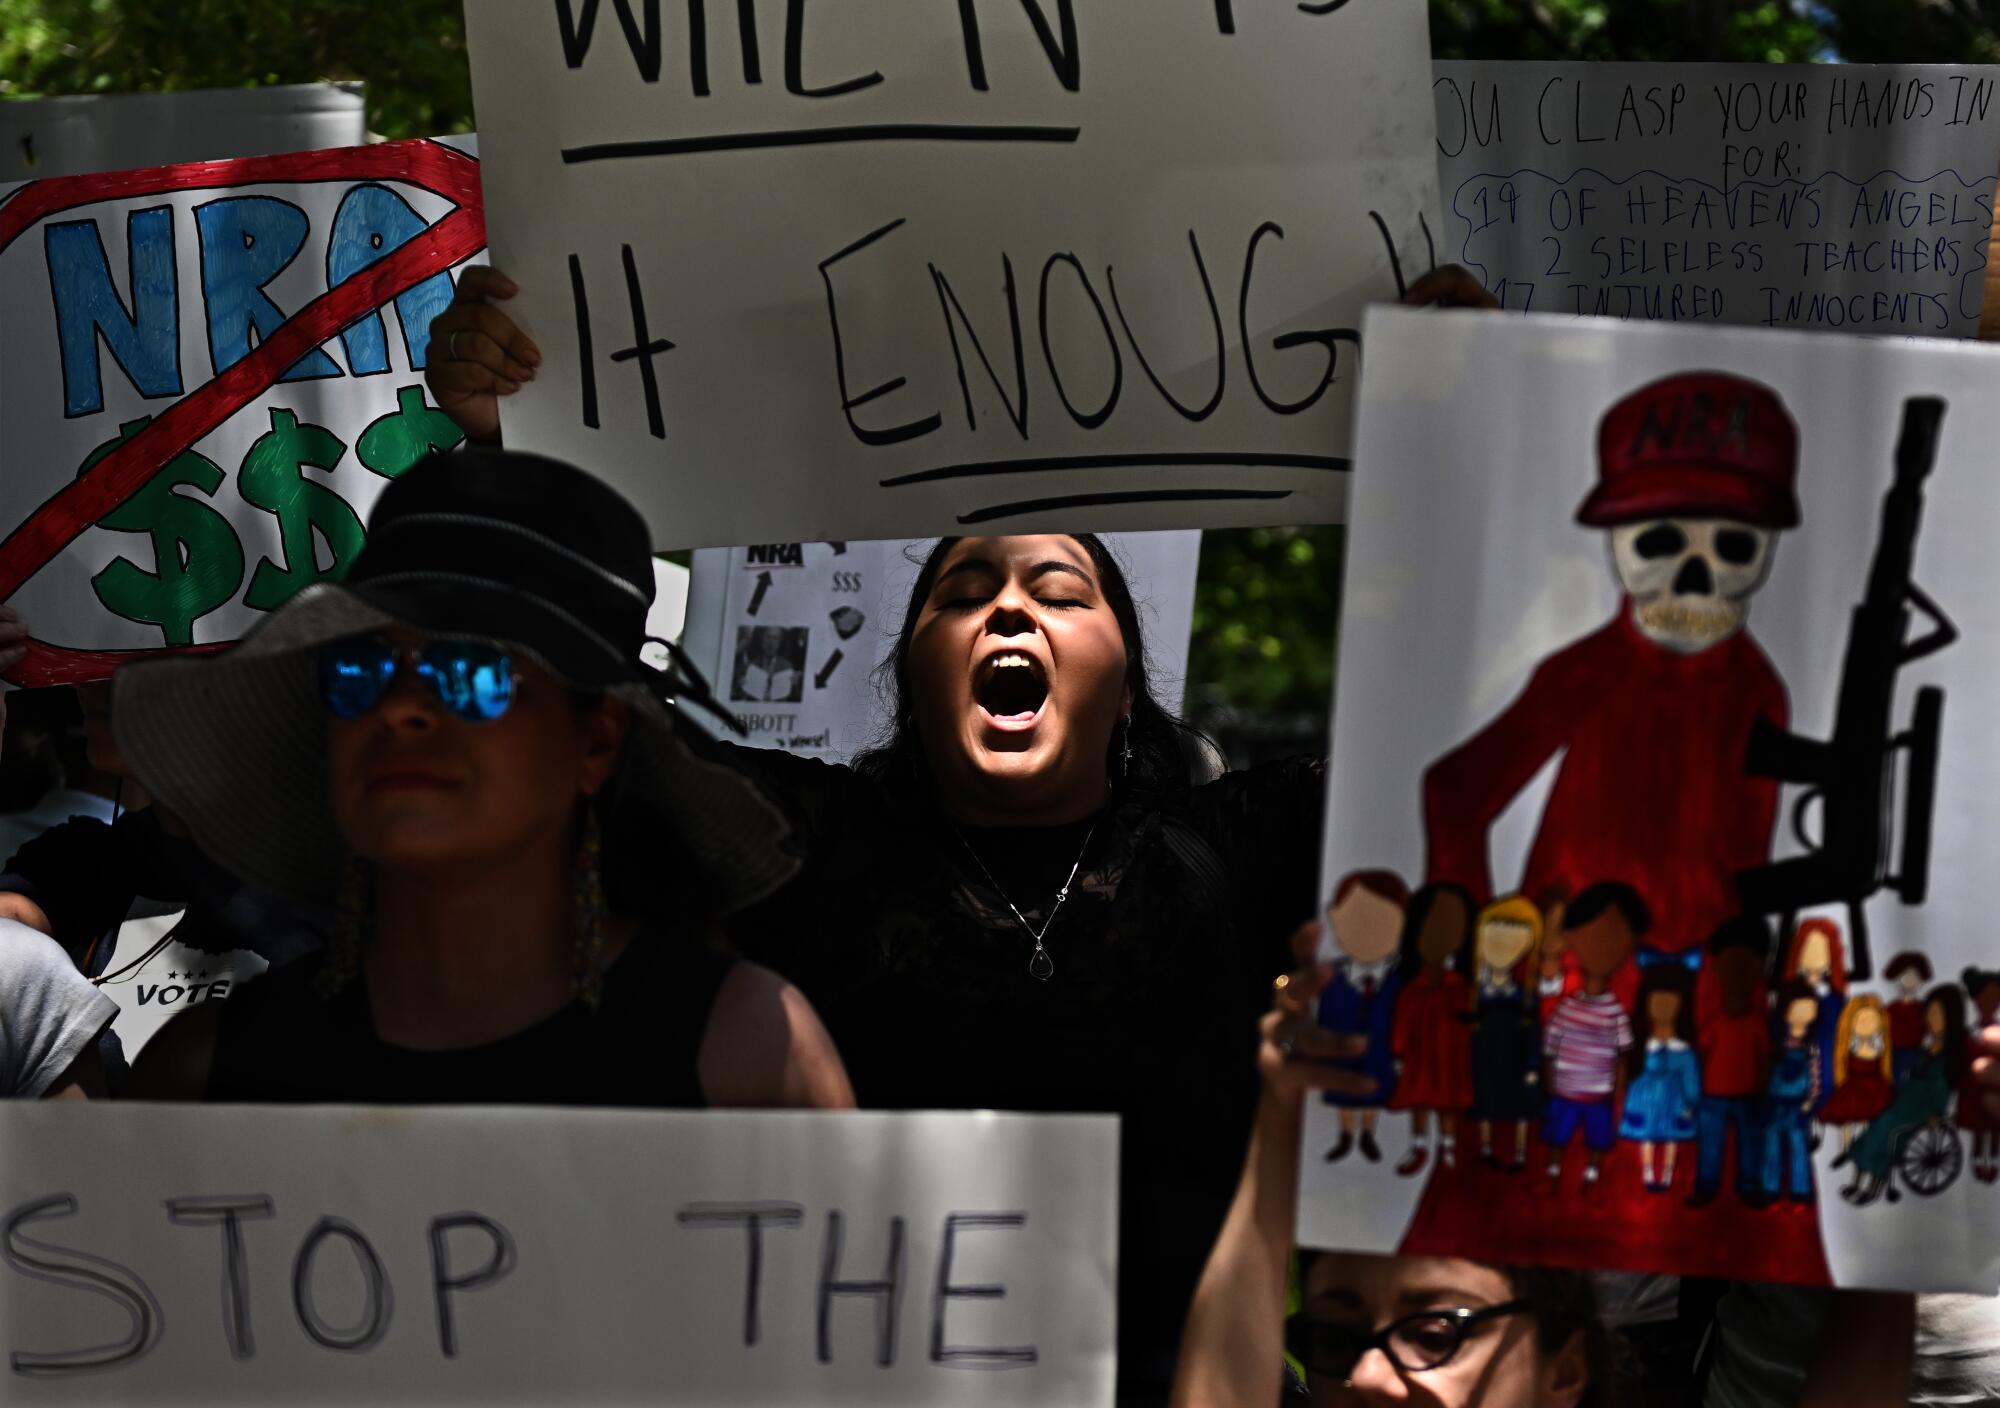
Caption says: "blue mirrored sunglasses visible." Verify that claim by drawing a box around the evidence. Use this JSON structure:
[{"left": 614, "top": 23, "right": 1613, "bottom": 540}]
[{"left": 316, "top": 634, "right": 518, "bottom": 723}]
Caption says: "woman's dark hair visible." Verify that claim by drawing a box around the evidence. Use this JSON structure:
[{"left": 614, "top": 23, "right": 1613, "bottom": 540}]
[
  {"left": 1510, "top": 1267, "right": 1618, "bottom": 1408},
  {"left": 1627, "top": 963, "right": 1697, "bottom": 1079},
  {"left": 1926, "top": 984, "right": 1969, "bottom": 1075},
  {"left": 1396, "top": 882, "right": 1476, "bottom": 983},
  {"left": 851, "top": 534, "right": 1209, "bottom": 801},
  {"left": 1293, "top": 1255, "right": 1618, "bottom": 1407}
]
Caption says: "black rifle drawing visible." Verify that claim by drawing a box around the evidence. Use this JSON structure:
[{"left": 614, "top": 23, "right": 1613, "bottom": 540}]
[{"left": 1735, "top": 396, "right": 1956, "bottom": 982}]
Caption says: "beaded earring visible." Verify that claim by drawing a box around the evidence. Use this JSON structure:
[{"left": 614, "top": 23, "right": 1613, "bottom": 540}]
[
  {"left": 572, "top": 803, "right": 609, "bottom": 1011},
  {"left": 315, "top": 855, "right": 371, "bottom": 1000}
]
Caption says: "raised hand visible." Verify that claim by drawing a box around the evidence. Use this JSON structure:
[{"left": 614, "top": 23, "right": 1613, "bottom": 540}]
[{"left": 424, "top": 268, "right": 541, "bottom": 446}]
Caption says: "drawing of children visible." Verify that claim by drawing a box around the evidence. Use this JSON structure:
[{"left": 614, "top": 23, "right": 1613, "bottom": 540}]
[
  {"left": 1823, "top": 996, "right": 1894, "bottom": 1166},
  {"left": 1316, "top": 870, "right": 1409, "bottom": 1165},
  {"left": 1541, "top": 883, "right": 1647, "bottom": 1196},
  {"left": 1885, "top": 951, "right": 1935, "bottom": 1085},
  {"left": 1469, "top": 895, "right": 1544, "bottom": 1171},
  {"left": 1690, "top": 916, "right": 1774, "bottom": 1210},
  {"left": 1388, "top": 884, "right": 1477, "bottom": 1176},
  {"left": 1783, "top": 917, "right": 1848, "bottom": 1132},
  {"left": 1846, "top": 986, "right": 1968, "bottom": 1205},
  {"left": 1762, "top": 979, "right": 1823, "bottom": 1205},
  {"left": 1960, "top": 968, "right": 2000, "bottom": 1184},
  {"left": 1619, "top": 961, "right": 1700, "bottom": 1193}
]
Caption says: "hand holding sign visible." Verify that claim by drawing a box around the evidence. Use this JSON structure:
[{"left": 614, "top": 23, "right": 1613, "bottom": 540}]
[
  {"left": 464, "top": 1, "right": 1442, "bottom": 543},
  {"left": 423, "top": 266, "right": 540, "bottom": 446}
]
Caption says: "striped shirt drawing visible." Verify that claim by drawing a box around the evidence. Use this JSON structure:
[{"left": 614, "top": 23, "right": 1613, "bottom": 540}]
[{"left": 1544, "top": 990, "right": 1633, "bottom": 1100}]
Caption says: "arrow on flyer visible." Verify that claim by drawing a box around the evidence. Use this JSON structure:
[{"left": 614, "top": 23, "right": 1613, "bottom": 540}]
[
  {"left": 747, "top": 571, "right": 774, "bottom": 617},
  {"left": 815, "top": 649, "right": 845, "bottom": 690},
  {"left": 828, "top": 542, "right": 848, "bottom": 555}
]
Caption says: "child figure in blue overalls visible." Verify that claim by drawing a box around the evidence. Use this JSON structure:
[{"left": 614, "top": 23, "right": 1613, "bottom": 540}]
[{"left": 1763, "top": 978, "right": 1823, "bottom": 1205}]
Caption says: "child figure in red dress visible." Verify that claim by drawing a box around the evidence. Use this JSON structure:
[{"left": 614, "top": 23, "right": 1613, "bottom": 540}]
[
  {"left": 1823, "top": 994, "right": 1894, "bottom": 1170},
  {"left": 1390, "top": 884, "right": 1477, "bottom": 1176}
]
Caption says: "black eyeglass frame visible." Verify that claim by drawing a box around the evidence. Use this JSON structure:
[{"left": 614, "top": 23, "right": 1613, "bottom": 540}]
[{"left": 1285, "top": 1299, "right": 1534, "bottom": 1379}]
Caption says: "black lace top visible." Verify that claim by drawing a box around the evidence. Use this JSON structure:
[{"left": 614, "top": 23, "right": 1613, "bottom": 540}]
[{"left": 717, "top": 745, "right": 1327, "bottom": 1406}]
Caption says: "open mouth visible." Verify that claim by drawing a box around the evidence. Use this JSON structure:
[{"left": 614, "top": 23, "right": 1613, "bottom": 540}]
[{"left": 973, "top": 650, "right": 1050, "bottom": 728}]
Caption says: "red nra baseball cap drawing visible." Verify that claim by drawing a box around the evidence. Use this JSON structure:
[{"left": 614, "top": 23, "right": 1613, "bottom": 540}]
[{"left": 1577, "top": 371, "right": 1801, "bottom": 530}]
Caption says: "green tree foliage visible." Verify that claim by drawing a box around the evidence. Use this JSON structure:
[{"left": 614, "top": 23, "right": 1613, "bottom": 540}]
[
  {"left": 1431, "top": 0, "right": 2000, "bottom": 64},
  {"left": 0, "top": 0, "right": 473, "bottom": 138},
  {"left": 2, "top": 0, "right": 1995, "bottom": 724},
  {"left": 1183, "top": 526, "right": 1343, "bottom": 721}
]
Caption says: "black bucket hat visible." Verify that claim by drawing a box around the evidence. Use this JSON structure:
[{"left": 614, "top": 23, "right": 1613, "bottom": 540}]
[{"left": 113, "top": 449, "right": 797, "bottom": 915}]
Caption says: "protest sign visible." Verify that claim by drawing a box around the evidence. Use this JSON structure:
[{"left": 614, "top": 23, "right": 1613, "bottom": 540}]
[
  {"left": 0, "top": 85, "right": 368, "bottom": 183},
  {"left": 681, "top": 532, "right": 1201, "bottom": 761},
  {"left": 464, "top": 2, "right": 1440, "bottom": 543},
  {"left": 1298, "top": 306, "right": 2000, "bottom": 1294},
  {"left": 0, "top": 1104, "right": 1118, "bottom": 1404},
  {"left": 0, "top": 137, "right": 485, "bottom": 687},
  {"left": 1434, "top": 63, "right": 2000, "bottom": 335}
]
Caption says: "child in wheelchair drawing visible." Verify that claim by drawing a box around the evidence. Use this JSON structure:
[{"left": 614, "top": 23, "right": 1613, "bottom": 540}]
[{"left": 1842, "top": 985, "right": 1969, "bottom": 1206}]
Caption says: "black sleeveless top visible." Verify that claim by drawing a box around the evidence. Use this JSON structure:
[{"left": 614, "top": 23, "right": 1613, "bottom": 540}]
[
  {"left": 712, "top": 744, "right": 1326, "bottom": 1407},
  {"left": 203, "top": 928, "right": 735, "bottom": 1106}
]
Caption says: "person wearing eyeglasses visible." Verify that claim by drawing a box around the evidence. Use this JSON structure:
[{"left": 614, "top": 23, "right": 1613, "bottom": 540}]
[
  {"left": 1171, "top": 942, "right": 1610, "bottom": 1408},
  {"left": 120, "top": 449, "right": 852, "bottom": 1112}
]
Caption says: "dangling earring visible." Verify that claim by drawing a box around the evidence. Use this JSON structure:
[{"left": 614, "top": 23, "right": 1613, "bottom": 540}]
[
  {"left": 572, "top": 801, "right": 609, "bottom": 1011},
  {"left": 315, "top": 855, "right": 372, "bottom": 1000},
  {"left": 1120, "top": 716, "right": 1134, "bottom": 780}
]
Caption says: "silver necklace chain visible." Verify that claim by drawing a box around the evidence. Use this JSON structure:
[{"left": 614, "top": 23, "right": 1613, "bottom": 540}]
[{"left": 953, "top": 819, "right": 1100, "bottom": 982}]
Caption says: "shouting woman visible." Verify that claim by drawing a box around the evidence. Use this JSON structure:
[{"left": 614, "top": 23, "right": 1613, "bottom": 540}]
[{"left": 425, "top": 271, "right": 1332, "bottom": 1402}]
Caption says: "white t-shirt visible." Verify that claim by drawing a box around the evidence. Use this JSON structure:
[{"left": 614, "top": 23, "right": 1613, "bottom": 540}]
[{"left": 0, "top": 918, "right": 117, "bottom": 1097}]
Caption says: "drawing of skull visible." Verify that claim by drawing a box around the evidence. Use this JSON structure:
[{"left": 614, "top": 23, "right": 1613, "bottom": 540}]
[
  {"left": 1608, "top": 517, "right": 1777, "bottom": 653},
  {"left": 1577, "top": 371, "right": 1801, "bottom": 654}
]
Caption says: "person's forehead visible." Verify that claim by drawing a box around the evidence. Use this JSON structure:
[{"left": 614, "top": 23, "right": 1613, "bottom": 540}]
[
  {"left": 941, "top": 534, "right": 1093, "bottom": 575},
  {"left": 1303, "top": 1252, "right": 1512, "bottom": 1306}
]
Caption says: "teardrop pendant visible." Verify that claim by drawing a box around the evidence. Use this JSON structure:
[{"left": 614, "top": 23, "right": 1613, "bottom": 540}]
[{"left": 1028, "top": 944, "right": 1055, "bottom": 981}]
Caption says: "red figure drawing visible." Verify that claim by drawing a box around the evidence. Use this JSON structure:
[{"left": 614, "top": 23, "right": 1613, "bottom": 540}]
[{"left": 1423, "top": 372, "right": 1796, "bottom": 956}]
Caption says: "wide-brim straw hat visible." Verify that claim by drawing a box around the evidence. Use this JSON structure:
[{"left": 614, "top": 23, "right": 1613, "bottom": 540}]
[{"left": 113, "top": 449, "right": 798, "bottom": 916}]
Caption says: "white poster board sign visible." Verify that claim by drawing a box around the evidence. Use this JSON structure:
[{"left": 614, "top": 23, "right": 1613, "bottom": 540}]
[
  {"left": 682, "top": 532, "right": 1202, "bottom": 761},
  {"left": 0, "top": 1105, "right": 1118, "bottom": 1404},
  {"left": 0, "top": 84, "right": 368, "bottom": 183},
  {"left": 1299, "top": 306, "right": 2000, "bottom": 1294},
  {"left": 464, "top": 2, "right": 1441, "bottom": 542},
  {"left": 1435, "top": 63, "right": 2000, "bottom": 335},
  {"left": 0, "top": 137, "right": 484, "bottom": 686}
]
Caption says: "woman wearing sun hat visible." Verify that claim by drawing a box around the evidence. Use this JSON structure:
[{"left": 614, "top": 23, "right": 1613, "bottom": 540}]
[{"left": 123, "top": 449, "right": 852, "bottom": 1109}]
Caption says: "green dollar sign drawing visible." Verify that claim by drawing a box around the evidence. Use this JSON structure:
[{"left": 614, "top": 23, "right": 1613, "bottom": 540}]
[
  {"left": 238, "top": 408, "right": 367, "bottom": 612},
  {"left": 80, "top": 418, "right": 247, "bottom": 648},
  {"left": 357, "top": 384, "right": 466, "bottom": 480}
]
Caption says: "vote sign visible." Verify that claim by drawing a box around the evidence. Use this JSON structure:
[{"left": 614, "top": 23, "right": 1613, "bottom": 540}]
[{"left": 0, "top": 139, "right": 485, "bottom": 685}]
